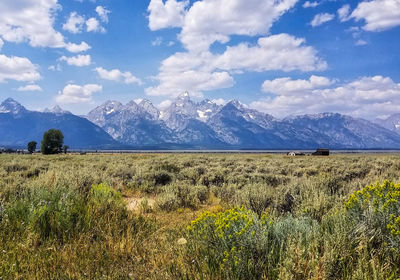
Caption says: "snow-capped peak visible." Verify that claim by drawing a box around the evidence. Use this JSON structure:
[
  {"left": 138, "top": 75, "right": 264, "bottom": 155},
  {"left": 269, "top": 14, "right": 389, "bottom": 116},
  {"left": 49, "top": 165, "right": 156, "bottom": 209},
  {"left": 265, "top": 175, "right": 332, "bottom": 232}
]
[
  {"left": 0, "top": 98, "right": 26, "bottom": 114},
  {"left": 44, "top": 105, "right": 70, "bottom": 115}
]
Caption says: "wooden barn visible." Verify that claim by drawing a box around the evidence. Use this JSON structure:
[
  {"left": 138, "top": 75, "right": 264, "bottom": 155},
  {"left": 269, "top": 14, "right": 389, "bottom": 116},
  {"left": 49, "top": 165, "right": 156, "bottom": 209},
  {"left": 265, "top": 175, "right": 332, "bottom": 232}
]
[{"left": 312, "top": 148, "right": 329, "bottom": 156}]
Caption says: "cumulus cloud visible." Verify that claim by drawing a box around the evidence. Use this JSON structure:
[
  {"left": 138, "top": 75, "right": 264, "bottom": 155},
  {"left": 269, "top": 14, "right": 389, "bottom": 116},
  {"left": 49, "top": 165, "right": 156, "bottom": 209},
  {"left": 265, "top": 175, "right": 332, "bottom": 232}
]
[
  {"left": 215, "top": 34, "right": 327, "bottom": 72},
  {"left": 178, "top": 0, "right": 298, "bottom": 52},
  {"left": 65, "top": 41, "right": 91, "bottom": 53},
  {"left": 146, "top": 34, "right": 326, "bottom": 97},
  {"left": 251, "top": 76, "right": 400, "bottom": 119},
  {"left": 337, "top": 4, "right": 351, "bottom": 22},
  {"left": 303, "top": 1, "right": 319, "bottom": 8},
  {"left": 60, "top": 55, "right": 91, "bottom": 67},
  {"left": 17, "top": 84, "right": 43, "bottom": 92},
  {"left": 351, "top": 0, "right": 400, "bottom": 32},
  {"left": 96, "top": 6, "right": 110, "bottom": 23},
  {"left": 63, "top": 12, "right": 85, "bottom": 33},
  {"left": 261, "top": 75, "right": 333, "bottom": 95},
  {"left": 86, "top": 17, "right": 105, "bottom": 33},
  {"left": 148, "top": 0, "right": 188, "bottom": 30},
  {"left": 146, "top": 70, "right": 234, "bottom": 97},
  {"left": 311, "top": 13, "right": 335, "bottom": 27},
  {"left": 157, "top": 99, "right": 173, "bottom": 110},
  {"left": 0, "top": 1, "right": 93, "bottom": 53},
  {"left": 146, "top": 0, "right": 327, "bottom": 97},
  {"left": 0, "top": 54, "right": 41, "bottom": 83},
  {"left": 95, "top": 67, "right": 143, "bottom": 85},
  {"left": 56, "top": 84, "right": 102, "bottom": 104},
  {"left": 0, "top": 0, "right": 64, "bottom": 48},
  {"left": 211, "top": 98, "right": 227, "bottom": 106}
]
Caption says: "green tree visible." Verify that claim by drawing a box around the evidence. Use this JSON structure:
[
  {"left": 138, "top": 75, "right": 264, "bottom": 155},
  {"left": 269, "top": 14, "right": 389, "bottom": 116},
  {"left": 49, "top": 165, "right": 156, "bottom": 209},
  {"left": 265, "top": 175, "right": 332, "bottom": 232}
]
[
  {"left": 41, "top": 129, "right": 64, "bottom": 155},
  {"left": 27, "top": 141, "right": 37, "bottom": 154}
]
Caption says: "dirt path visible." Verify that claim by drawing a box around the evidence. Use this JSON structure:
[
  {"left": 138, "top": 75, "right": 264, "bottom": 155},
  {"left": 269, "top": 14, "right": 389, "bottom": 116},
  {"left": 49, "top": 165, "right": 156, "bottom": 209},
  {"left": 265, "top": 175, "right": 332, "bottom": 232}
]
[{"left": 125, "top": 197, "right": 156, "bottom": 211}]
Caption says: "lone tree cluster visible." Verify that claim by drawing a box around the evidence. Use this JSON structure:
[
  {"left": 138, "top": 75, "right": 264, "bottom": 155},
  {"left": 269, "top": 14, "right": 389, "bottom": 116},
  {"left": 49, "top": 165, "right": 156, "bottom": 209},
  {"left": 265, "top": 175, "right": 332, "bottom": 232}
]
[{"left": 40, "top": 129, "right": 65, "bottom": 155}]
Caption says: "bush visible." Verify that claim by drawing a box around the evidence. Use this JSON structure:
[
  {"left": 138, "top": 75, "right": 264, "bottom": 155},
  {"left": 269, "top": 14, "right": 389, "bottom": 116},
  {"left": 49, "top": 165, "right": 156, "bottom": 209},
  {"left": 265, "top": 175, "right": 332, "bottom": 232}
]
[
  {"left": 345, "top": 180, "right": 400, "bottom": 252},
  {"left": 186, "top": 207, "right": 318, "bottom": 279},
  {"left": 157, "top": 184, "right": 208, "bottom": 211}
]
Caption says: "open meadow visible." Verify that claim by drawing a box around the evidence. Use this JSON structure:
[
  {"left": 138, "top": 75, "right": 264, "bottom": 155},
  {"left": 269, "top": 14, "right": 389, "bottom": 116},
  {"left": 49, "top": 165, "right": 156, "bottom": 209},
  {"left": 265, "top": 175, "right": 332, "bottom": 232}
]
[{"left": 1, "top": 153, "right": 400, "bottom": 279}]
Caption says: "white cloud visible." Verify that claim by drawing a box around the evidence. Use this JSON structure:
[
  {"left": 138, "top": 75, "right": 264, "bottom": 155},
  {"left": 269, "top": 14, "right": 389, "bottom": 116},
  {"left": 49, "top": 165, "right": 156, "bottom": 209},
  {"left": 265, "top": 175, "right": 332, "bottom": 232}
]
[
  {"left": 337, "top": 4, "right": 351, "bottom": 22},
  {"left": 56, "top": 84, "right": 102, "bottom": 104},
  {"left": 60, "top": 55, "right": 91, "bottom": 67},
  {"left": 0, "top": 54, "right": 41, "bottom": 83},
  {"left": 303, "top": 1, "right": 319, "bottom": 8},
  {"left": 211, "top": 98, "right": 227, "bottom": 106},
  {"left": 148, "top": 0, "right": 188, "bottom": 30},
  {"left": 0, "top": 38, "right": 3, "bottom": 50},
  {"left": 65, "top": 41, "right": 91, "bottom": 53},
  {"left": 96, "top": 6, "right": 110, "bottom": 23},
  {"left": 95, "top": 67, "right": 143, "bottom": 85},
  {"left": 262, "top": 75, "right": 333, "bottom": 95},
  {"left": 146, "top": 0, "right": 327, "bottom": 97},
  {"left": 0, "top": 0, "right": 64, "bottom": 48},
  {"left": 355, "top": 39, "right": 367, "bottom": 46},
  {"left": 157, "top": 99, "right": 173, "bottom": 110},
  {"left": 311, "top": 13, "right": 335, "bottom": 27},
  {"left": 178, "top": 0, "right": 298, "bottom": 52},
  {"left": 63, "top": 12, "right": 85, "bottom": 33},
  {"left": 86, "top": 17, "right": 105, "bottom": 33},
  {"left": 215, "top": 34, "right": 327, "bottom": 72},
  {"left": 251, "top": 76, "right": 400, "bottom": 119},
  {"left": 351, "top": 0, "right": 400, "bottom": 32},
  {"left": 147, "top": 34, "right": 326, "bottom": 97},
  {"left": 17, "top": 84, "right": 43, "bottom": 92},
  {"left": 146, "top": 70, "right": 234, "bottom": 97},
  {"left": 151, "top": 37, "right": 163, "bottom": 46},
  {"left": 0, "top": 1, "right": 94, "bottom": 52},
  {"left": 48, "top": 64, "right": 62, "bottom": 71}
]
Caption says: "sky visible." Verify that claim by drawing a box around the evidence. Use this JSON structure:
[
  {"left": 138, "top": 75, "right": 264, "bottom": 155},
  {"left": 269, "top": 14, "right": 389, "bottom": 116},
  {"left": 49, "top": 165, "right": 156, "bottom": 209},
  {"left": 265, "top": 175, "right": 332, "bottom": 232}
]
[{"left": 0, "top": 0, "right": 399, "bottom": 119}]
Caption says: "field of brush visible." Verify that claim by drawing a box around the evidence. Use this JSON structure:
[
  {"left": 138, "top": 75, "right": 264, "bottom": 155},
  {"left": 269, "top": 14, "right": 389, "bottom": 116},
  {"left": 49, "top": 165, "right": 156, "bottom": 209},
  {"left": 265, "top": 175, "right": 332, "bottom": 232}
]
[{"left": 1, "top": 153, "right": 400, "bottom": 279}]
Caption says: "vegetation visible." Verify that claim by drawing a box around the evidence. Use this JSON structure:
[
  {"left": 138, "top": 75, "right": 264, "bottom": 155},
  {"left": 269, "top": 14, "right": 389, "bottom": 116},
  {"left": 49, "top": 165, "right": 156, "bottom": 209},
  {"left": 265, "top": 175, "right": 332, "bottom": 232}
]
[
  {"left": 27, "top": 141, "right": 37, "bottom": 153},
  {"left": 40, "top": 129, "right": 64, "bottom": 154},
  {"left": 1, "top": 153, "right": 400, "bottom": 279}
]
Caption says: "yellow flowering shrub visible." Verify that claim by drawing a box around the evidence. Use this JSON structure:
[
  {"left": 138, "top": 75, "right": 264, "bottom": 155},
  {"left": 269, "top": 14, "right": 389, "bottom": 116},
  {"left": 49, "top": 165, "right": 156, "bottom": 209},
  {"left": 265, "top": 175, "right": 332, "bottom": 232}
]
[
  {"left": 187, "top": 207, "right": 273, "bottom": 278},
  {"left": 345, "top": 180, "right": 400, "bottom": 249}
]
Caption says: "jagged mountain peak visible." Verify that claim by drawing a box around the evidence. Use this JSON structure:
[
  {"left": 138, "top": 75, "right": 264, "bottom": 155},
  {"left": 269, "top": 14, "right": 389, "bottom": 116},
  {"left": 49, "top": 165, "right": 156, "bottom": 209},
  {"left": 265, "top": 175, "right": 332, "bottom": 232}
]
[
  {"left": 225, "top": 99, "right": 247, "bottom": 110},
  {"left": 0, "top": 98, "right": 26, "bottom": 114},
  {"left": 374, "top": 113, "right": 400, "bottom": 133},
  {"left": 176, "top": 91, "right": 190, "bottom": 100},
  {"left": 102, "top": 100, "right": 123, "bottom": 107},
  {"left": 125, "top": 100, "right": 139, "bottom": 108},
  {"left": 138, "top": 99, "right": 159, "bottom": 119},
  {"left": 43, "top": 105, "right": 70, "bottom": 115}
]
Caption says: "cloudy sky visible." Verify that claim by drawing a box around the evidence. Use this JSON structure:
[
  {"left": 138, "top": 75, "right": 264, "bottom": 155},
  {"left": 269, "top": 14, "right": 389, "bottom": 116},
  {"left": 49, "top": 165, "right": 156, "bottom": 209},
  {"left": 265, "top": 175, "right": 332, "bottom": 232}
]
[{"left": 0, "top": 0, "right": 399, "bottom": 119}]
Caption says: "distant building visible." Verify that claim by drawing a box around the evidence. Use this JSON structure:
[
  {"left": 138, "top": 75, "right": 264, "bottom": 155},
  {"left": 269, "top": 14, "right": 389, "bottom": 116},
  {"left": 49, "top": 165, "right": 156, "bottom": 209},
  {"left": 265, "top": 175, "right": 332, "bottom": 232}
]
[
  {"left": 287, "top": 151, "right": 305, "bottom": 156},
  {"left": 312, "top": 148, "right": 329, "bottom": 156}
]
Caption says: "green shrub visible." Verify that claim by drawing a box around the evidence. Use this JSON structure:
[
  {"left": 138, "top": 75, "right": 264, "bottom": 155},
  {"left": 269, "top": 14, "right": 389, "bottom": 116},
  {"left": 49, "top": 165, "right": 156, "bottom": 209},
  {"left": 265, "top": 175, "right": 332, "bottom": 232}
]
[{"left": 157, "top": 184, "right": 208, "bottom": 211}]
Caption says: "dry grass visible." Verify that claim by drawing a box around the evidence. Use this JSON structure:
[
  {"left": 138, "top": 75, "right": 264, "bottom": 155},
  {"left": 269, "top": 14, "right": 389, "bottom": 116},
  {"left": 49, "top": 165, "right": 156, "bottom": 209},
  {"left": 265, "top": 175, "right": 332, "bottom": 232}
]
[{"left": 1, "top": 153, "right": 400, "bottom": 279}]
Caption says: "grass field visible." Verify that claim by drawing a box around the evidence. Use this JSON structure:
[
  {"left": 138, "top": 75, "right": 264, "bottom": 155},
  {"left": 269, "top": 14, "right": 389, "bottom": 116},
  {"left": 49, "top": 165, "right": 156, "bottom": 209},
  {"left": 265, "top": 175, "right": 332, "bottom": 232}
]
[{"left": 1, "top": 153, "right": 400, "bottom": 279}]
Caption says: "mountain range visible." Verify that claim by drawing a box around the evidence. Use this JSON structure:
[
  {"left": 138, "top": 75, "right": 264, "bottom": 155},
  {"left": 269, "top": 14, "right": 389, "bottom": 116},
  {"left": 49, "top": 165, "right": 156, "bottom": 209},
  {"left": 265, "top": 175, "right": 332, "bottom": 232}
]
[{"left": 1, "top": 94, "right": 400, "bottom": 150}]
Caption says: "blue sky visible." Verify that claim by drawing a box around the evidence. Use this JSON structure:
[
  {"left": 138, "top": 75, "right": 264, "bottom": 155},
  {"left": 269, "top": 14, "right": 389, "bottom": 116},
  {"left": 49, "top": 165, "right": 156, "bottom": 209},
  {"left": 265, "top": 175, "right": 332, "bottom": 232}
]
[{"left": 0, "top": 0, "right": 399, "bottom": 119}]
